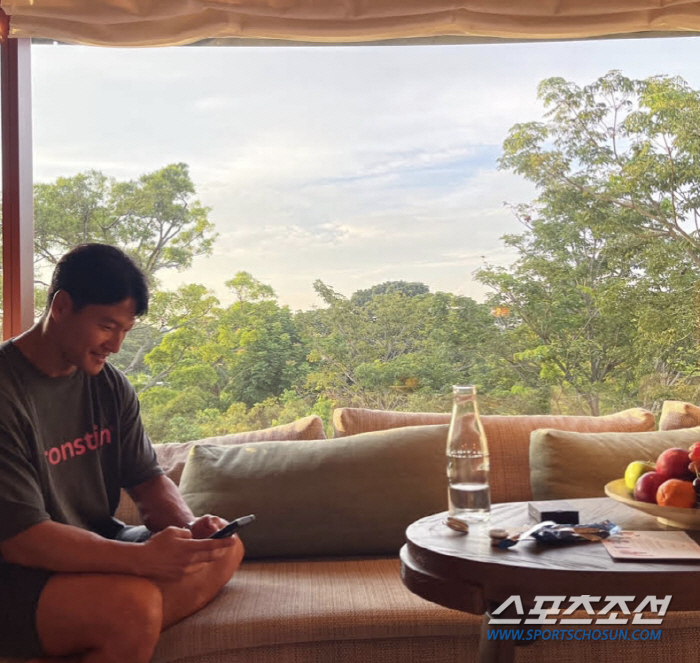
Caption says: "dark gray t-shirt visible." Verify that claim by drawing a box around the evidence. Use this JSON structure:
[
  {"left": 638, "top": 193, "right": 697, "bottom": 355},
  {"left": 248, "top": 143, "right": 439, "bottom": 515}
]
[{"left": 0, "top": 340, "right": 162, "bottom": 543}]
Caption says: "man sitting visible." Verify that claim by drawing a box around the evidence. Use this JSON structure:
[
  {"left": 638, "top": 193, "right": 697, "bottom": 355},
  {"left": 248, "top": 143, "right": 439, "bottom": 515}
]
[{"left": 0, "top": 243, "right": 244, "bottom": 662}]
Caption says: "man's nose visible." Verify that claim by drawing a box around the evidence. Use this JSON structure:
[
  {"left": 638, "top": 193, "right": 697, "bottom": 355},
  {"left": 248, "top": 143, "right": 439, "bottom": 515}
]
[{"left": 104, "top": 331, "right": 125, "bottom": 353}]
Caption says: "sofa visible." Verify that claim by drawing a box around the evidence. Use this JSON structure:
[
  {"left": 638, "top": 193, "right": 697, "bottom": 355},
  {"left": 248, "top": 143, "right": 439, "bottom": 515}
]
[{"left": 5, "top": 401, "right": 700, "bottom": 662}]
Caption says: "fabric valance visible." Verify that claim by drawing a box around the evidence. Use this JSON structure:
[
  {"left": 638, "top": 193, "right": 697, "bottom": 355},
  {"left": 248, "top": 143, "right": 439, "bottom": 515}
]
[{"left": 2, "top": 1, "right": 700, "bottom": 47}]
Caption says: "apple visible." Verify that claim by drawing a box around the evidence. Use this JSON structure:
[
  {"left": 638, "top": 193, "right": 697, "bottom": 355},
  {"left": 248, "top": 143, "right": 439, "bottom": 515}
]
[
  {"left": 624, "top": 460, "right": 656, "bottom": 491},
  {"left": 634, "top": 471, "right": 666, "bottom": 504},
  {"left": 689, "top": 442, "right": 700, "bottom": 464},
  {"left": 655, "top": 448, "right": 693, "bottom": 481}
]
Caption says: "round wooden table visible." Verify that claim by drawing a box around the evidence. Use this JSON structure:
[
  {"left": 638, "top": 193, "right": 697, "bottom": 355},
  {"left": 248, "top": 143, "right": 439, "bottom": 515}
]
[{"left": 400, "top": 497, "right": 700, "bottom": 663}]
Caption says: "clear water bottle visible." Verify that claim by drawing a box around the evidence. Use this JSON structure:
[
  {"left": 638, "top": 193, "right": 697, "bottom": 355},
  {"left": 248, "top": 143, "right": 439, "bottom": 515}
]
[{"left": 446, "top": 384, "right": 490, "bottom": 523}]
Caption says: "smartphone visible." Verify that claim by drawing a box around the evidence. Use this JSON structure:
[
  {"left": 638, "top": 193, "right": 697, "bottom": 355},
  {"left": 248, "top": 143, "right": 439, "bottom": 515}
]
[{"left": 209, "top": 514, "right": 256, "bottom": 539}]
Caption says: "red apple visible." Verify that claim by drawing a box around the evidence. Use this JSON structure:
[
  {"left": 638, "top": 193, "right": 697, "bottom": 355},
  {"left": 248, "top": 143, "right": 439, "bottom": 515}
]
[
  {"left": 689, "top": 442, "right": 700, "bottom": 464},
  {"left": 655, "top": 448, "right": 693, "bottom": 480},
  {"left": 634, "top": 471, "right": 666, "bottom": 504}
]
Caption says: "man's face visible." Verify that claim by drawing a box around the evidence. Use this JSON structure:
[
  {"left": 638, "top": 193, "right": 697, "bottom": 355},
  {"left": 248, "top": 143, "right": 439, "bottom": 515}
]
[{"left": 54, "top": 295, "right": 137, "bottom": 376}]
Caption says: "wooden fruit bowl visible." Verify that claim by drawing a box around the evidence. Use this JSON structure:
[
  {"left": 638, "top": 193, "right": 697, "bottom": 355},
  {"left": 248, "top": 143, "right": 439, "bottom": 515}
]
[{"left": 605, "top": 479, "right": 700, "bottom": 530}]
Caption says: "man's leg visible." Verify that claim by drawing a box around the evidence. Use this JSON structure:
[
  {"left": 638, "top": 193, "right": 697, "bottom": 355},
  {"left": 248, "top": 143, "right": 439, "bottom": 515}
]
[
  {"left": 30, "top": 537, "right": 243, "bottom": 662},
  {"left": 34, "top": 574, "right": 163, "bottom": 663},
  {"left": 154, "top": 534, "right": 244, "bottom": 628}
]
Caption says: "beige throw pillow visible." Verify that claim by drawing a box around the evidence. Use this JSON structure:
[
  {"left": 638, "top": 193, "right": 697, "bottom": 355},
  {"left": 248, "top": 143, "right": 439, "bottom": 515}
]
[
  {"left": 332, "top": 407, "right": 656, "bottom": 503},
  {"left": 658, "top": 400, "right": 700, "bottom": 431},
  {"left": 332, "top": 408, "right": 451, "bottom": 436},
  {"left": 530, "top": 426, "right": 700, "bottom": 500},
  {"left": 178, "top": 425, "right": 451, "bottom": 558},
  {"left": 114, "top": 415, "right": 327, "bottom": 526}
]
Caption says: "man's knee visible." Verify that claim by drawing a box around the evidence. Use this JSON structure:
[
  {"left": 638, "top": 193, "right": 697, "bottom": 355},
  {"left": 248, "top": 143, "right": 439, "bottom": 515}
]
[
  {"left": 222, "top": 535, "right": 245, "bottom": 580},
  {"left": 158, "top": 536, "right": 245, "bottom": 629},
  {"left": 38, "top": 574, "right": 163, "bottom": 660},
  {"left": 192, "top": 536, "right": 245, "bottom": 606}
]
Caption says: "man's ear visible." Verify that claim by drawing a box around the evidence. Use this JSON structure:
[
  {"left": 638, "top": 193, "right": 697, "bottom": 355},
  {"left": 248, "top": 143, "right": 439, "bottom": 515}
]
[{"left": 50, "top": 290, "right": 74, "bottom": 322}]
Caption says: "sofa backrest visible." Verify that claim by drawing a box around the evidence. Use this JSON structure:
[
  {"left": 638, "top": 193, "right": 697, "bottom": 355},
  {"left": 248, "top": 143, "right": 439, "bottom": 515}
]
[
  {"left": 332, "top": 407, "right": 656, "bottom": 503},
  {"left": 658, "top": 400, "right": 700, "bottom": 431}
]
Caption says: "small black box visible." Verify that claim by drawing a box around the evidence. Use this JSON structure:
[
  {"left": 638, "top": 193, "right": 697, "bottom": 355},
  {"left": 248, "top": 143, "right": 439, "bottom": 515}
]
[{"left": 528, "top": 500, "right": 579, "bottom": 525}]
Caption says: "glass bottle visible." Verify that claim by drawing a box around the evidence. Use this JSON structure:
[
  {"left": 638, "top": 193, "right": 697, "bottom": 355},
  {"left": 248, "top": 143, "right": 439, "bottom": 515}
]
[{"left": 446, "top": 384, "right": 491, "bottom": 523}]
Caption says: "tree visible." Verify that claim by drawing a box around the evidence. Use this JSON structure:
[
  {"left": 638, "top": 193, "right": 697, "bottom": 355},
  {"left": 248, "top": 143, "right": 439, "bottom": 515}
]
[
  {"left": 32, "top": 163, "right": 218, "bottom": 372},
  {"left": 300, "top": 281, "right": 495, "bottom": 410},
  {"left": 492, "top": 71, "right": 700, "bottom": 413},
  {"left": 476, "top": 207, "right": 643, "bottom": 415},
  {"left": 500, "top": 71, "right": 700, "bottom": 267},
  {"left": 350, "top": 281, "right": 429, "bottom": 306},
  {"left": 216, "top": 274, "right": 310, "bottom": 407},
  {"left": 137, "top": 273, "right": 311, "bottom": 441},
  {"left": 33, "top": 162, "right": 216, "bottom": 284}
]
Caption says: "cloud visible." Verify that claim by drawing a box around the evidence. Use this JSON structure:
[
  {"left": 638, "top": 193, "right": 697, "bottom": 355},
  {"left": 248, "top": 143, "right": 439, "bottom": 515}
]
[{"left": 30, "top": 37, "right": 700, "bottom": 310}]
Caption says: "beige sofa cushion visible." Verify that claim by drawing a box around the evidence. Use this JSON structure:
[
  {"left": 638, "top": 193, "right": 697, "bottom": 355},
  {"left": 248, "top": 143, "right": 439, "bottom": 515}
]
[
  {"left": 658, "top": 400, "right": 700, "bottom": 431},
  {"left": 2, "top": 556, "right": 698, "bottom": 663},
  {"left": 179, "top": 425, "right": 450, "bottom": 557},
  {"left": 333, "top": 408, "right": 452, "bottom": 436},
  {"left": 114, "top": 415, "right": 326, "bottom": 525},
  {"left": 148, "top": 554, "right": 700, "bottom": 663},
  {"left": 333, "top": 407, "right": 656, "bottom": 503},
  {"left": 151, "top": 557, "right": 475, "bottom": 663},
  {"left": 530, "top": 425, "right": 700, "bottom": 500}
]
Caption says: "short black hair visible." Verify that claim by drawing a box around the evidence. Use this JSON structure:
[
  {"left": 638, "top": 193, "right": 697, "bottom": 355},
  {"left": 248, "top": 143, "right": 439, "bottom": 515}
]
[{"left": 47, "top": 244, "right": 149, "bottom": 316}]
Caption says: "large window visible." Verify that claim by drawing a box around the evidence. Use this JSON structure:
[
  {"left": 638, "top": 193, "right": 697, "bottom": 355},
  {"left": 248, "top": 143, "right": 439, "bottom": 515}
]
[{"left": 27, "top": 37, "right": 700, "bottom": 440}]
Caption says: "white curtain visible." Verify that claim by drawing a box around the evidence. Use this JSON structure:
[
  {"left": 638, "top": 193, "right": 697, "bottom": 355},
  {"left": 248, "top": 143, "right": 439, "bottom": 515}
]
[{"left": 3, "top": 0, "right": 700, "bottom": 46}]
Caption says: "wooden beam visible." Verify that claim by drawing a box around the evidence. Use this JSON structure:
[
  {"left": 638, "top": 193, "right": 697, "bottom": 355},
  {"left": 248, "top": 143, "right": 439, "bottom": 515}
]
[{"left": 1, "top": 27, "right": 34, "bottom": 339}]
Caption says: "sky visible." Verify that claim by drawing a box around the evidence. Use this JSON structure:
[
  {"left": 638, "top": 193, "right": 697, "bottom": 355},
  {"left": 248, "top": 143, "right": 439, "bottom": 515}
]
[{"left": 30, "top": 35, "right": 700, "bottom": 311}]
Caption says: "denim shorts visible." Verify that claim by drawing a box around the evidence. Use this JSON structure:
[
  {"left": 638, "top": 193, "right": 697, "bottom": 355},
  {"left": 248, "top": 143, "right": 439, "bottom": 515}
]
[{"left": 0, "top": 525, "right": 152, "bottom": 657}]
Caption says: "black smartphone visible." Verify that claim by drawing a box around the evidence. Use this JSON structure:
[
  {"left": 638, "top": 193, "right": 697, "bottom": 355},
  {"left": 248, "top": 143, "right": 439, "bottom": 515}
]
[{"left": 209, "top": 514, "right": 256, "bottom": 539}]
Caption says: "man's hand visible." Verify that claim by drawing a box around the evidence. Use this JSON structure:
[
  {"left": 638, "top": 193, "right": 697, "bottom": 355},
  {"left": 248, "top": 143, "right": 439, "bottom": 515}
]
[
  {"left": 139, "top": 526, "right": 236, "bottom": 580},
  {"left": 187, "top": 514, "right": 228, "bottom": 539}
]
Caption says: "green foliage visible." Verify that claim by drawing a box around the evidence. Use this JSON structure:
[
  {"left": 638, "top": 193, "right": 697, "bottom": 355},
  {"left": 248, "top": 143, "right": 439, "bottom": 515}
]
[
  {"left": 487, "top": 70, "right": 700, "bottom": 414},
  {"left": 501, "top": 71, "right": 700, "bottom": 268},
  {"left": 299, "top": 281, "right": 496, "bottom": 410},
  {"left": 350, "top": 281, "right": 430, "bottom": 306},
  {"left": 137, "top": 273, "right": 312, "bottom": 441},
  {"left": 27, "top": 75, "right": 700, "bottom": 437},
  {"left": 33, "top": 163, "right": 217, "bottom": 283}
]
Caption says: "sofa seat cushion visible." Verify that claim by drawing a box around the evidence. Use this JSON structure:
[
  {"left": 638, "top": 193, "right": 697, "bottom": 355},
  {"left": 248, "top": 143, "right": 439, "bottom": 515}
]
[
  {"left": 332, "top": 407, "right": 656, "bottom": 503},
  {"left": 0, "top": 557, "right": 698, "bottom": 663},
  {"left": 151, "top": 557, "right": 475, "bottom": 663},
  {"left": 148, "top": 557, "right": 700, "bottom": 663},
  {"left": 115, "top": 415, "right": 327, "bottom": 525},
  {"left": 530, "top": 425, "right": 700, "bottom": 500}
]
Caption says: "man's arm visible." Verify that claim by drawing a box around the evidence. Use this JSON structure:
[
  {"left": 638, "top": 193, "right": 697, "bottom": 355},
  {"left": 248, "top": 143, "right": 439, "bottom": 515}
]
[
  {"left": 129, "top": 474, "right": 226, "bottom": 539},
  {"left": 0, "top": 519, "right": 235, "bottom": 580},
  {"left": 129, "top": 473, "right": 195, "bottom": 531}
]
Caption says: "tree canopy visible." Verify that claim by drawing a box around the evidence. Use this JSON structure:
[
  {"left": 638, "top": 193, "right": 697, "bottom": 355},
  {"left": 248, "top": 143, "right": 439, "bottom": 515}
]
[
  {"left": 483, "top": 70, "right": 700, "bottom": 414},
  {"left": 501, "top": 71, "right": 700, "bottom": 267},
  {"left": 33, "top": 162, "right": 216, "bottom": 283}
]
